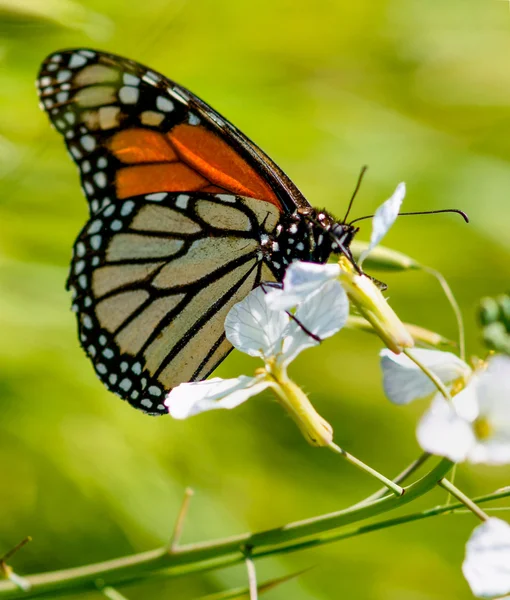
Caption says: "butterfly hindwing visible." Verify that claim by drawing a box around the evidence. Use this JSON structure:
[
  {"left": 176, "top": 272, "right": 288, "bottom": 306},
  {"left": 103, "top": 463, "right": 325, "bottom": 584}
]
[{"left": 68, "top": 191, "right": 279, "bottom": 414}]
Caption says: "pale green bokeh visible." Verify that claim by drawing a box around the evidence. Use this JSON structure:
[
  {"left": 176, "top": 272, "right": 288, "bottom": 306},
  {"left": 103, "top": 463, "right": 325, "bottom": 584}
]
[{"left": 0, "top": 0, "right": 509, "bottom": 598}]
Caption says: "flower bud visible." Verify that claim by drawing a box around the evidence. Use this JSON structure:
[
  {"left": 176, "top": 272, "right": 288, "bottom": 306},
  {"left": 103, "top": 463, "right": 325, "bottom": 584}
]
[{"left": 338, "top": 257, "right": 414, "bottom": 353}]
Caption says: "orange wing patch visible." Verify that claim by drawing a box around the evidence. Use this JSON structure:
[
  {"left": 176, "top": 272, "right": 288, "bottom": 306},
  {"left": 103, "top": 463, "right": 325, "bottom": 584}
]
[
  {"left": 117, "top": 163, "right": 207, "bottom": 199},
  {"left": 108, "top": 125, "right": 282, "bottom": 209}
]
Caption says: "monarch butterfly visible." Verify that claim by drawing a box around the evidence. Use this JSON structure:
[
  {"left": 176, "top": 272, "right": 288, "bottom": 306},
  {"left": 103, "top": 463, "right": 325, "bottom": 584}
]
[{"left": 37, "top": 49, "right": 358, "bottom": 415}]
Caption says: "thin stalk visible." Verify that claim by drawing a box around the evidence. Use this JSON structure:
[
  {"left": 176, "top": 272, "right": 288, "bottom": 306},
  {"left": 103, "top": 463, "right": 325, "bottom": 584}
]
[
  {"left": 403, "top": 348, "right": 452, "bottom": 402},
  {"left": 438, "top": 479, "right": 490, "bottom": 522},
  {"left": 328, "top": 443, "right": 404, "bottom": 497},
  {"left": 169, "top": 488, "right": 194, "bottom": 551},
  {"left": 244, "top": 552, "right": 257, "bottom": 600},
  {"left": 445, "top": 464, "right": 457, "bottom": 507},
  {"left": 101, "top": 587, "right": 130, "bottom": 600},
  {"left": 422, "top": 266, "right": 465, "bottom": 362},
  {"left": 352, "top": 452, "right": 430, "bottom": 508}
]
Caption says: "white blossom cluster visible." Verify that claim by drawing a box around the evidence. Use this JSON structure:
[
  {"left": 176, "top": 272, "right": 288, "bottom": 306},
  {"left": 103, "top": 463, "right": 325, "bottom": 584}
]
[{"left": 164, "top": 183, "right": 510, "bottom": 599}]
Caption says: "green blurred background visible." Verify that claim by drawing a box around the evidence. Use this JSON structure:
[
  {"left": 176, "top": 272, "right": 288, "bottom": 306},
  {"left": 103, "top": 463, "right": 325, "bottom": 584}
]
[{"left": 1, "top": 0, "right": 509, "bottom": 598}]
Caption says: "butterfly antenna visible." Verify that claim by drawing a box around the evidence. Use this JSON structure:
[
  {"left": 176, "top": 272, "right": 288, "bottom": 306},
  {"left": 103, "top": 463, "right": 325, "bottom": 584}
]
[
  {"left": 349, "top": 208, "right": 469, "bottom": 226},
  {"left": 343, "top": 165, "right": 368, "bottom": 224}
]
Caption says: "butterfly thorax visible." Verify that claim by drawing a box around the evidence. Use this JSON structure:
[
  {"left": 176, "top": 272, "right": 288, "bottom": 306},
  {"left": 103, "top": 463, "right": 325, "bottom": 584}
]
[{"left": 261, "top": 207, "right": 359, "bottom": 279}]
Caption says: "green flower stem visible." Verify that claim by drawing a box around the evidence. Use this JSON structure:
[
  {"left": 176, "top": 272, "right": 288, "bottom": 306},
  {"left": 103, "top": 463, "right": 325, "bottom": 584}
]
[
  {"left": 352, "top": 452, "right": 431, "bottom": 508},
  {"left": 0, "top": 458, "right": 454, "bottom": 599},
  {"left": 421, "top": 266, "right": 466, "bottom": 362},
  {"left": 100, "top": 587, "right": 131, "bottom": 600},
  {"left": 244, "top": 551, "right": 257, "bottom": 600},
  {"left": 328, "top": 442, "right": 404, "bottom": 497},
  {"left": 2, "top": 477, "right": 507, "bottom": 600},
  {"left": 403, "top": 348, "right": 452, "bottom": 402},
  {"left": 269, "top": 368, "right": 402, "bottom": 495},
  {"left": 438, "top": 478, "right": 490, "bottom": 522}
]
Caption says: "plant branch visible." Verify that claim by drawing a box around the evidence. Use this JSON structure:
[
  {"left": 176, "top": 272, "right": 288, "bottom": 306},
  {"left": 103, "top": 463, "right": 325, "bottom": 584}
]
[
  {"left": 438, "top": 478, "right": 490, "bottom": 522},
  {"left": 0, "top": 458, "right": 454, "bottom": 599}
]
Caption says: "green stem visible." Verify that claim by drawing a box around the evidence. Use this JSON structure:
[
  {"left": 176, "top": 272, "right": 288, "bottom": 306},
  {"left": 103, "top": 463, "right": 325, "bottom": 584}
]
[
  {"left": 422, "top": 266, "right": 466, "bottom": 362},
  {"left": 3, "top": 481, "right": 507, "bottom": 600},
  {"left": 0, "top": 459, "right": 454, "bottom": 599},
  {"left": 403, "top": 348, "right": 452, "bottom": 402},
  {"left": 438, "top": 478, "right": 490, "bottom": 522},
  {"left": 352, "top": 452, "right": 430, "bottom": 508},
  {"left": 328, "top": 442, "right": 404, "bottom": 497}
]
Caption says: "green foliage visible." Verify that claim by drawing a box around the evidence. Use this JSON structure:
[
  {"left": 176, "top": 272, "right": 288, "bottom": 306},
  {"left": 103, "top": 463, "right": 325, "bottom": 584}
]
[
  {"left": 1, "top": 0, "right": 509, "bottom": 598},
  {"left": 479, "top": 294, "right": 510, "bottom": 355}
]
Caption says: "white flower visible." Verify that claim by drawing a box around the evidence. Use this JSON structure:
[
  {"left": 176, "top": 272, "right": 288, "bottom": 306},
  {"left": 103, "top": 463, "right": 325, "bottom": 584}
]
[
  {"left": 264, "top": 184, "right": 413, "bottom": 354},
  {"left": 165, "top": 283, "right": 348, "bottom": 446},
  {"left": 359, "top": 182, "right": 406, "bottom": 266},
  {"left": 380, "top": 348, "right": 471, "bottom": 406},
  {"left": 381, "top": 350, "right": 510, "bottom": 464},
  {"left": 463, "top": 518, "right": 510, "bottom": 598}
]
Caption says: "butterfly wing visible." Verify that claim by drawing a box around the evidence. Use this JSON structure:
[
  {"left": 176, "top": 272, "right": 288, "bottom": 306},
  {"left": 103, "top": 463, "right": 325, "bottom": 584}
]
[
  {"left": 37, "top": 48, "right": 308, "bottom": 215},
  {"left": 37, "top": 48, "right": 301, "bottom": 414},
  {"left": 69, "top": 191, "right": 279, "bottom": 414}
]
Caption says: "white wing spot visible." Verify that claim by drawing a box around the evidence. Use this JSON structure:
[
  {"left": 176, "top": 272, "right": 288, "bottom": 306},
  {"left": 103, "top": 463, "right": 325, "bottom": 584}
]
[
  {"left": 145, "top": 192, "right": 167, "bottom": 201},
  {"left": 175, "top": 194, "right": 189, "bottom": 209},
  {"left": 81, "top": 135, "right": 96, "bottom": 151},
  {"left": 69, "top": 54, "right": 87, "bottom": 68},
  {"left": 188, "top": 113, "right": 200, "bottom": 125},
  {"left": 64, "top": 112, "right": 76, "bottom": 124},
  {"left": 132, "top": 362, "right": 142, "bottom": 375},
  {"left": 70, "top": 146, "right": 82, "bottom": 160},
  {"left": 120, "top": 200, "right": 135, "bottom": 216},
  {"left": 84, "top": 182, "right": 94, "bottom": 195},
  {"left": 79, "top": 50, "right": 96, "bottom": 58},
  {"left": 149, "top": 386, "right": 162, "bottom": 397},
  {"left": 90, "top": 234, "right": 102, "bottom": 250},
  {"left": 57, "top": 70, "right": 72, "bottom": 82},
  {"left": 156, "top": 96, "right": 174, "bottom": 112},
  {"left": 119, "top": 86, "right": 139, "bottom": 104},
  {"left": 103, "top": 348, "right": 114, "bottom": 359},
  {"left": 94, "top": 172, "right": 107, "bottom": 188},
  {"left": 120, "top": 378, "right": 132, "bottom": 391},
  {"left": 74, "top": 260, "right": 85, "bottom": 274},
  {"left": 87, "top": 345, "right": 97, "bottom": 357},
  {"left": 76, "top": 242, "right": 86, "bottom": 257},
  {"left": 103, "top": 205, "right": 115, "bottom": 217},
  {"left": 82, "top": 160, "right": 91, "bottom": 173},
  {"left": 123, "top": 73, "right": 140, "bottom": 86},
  {"left": 97, "top": 157, "right": 107, "bottom": 168},
  {"left": 109, "top": 373, "right": 117, "bottom": 384},
  {"left": 111, "top": 220, "right": 123, "bottom": 231},
  {"left": 96, "top": 363, "right": 107, "bottom": 375},
  {"left": 141, "top": 398, "right": 153, "bottom": 408},
  {"left": 217, "top": 194, "right": 236, "bottom": 203},
  {"left": 78, "top": 274, "right": 87, "bottom": 288},
  {"left": 99, "top": 335, "right": 107, "bottom": 345},
  {"left": 82, "top": 315, "right": 93, "bottom": 329}
]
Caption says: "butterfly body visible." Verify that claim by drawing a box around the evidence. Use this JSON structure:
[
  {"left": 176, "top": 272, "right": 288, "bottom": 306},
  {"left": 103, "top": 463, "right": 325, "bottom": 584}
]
[{"left": 37, "top": 49, "right": 357, "bottom": 414}]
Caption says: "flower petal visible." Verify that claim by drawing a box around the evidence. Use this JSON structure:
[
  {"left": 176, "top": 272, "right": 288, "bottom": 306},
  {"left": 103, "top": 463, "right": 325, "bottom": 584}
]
[
  {"left": 265, "top": 261, "right": 341, "bottom": 311},
  {"left": 380, "top": 348, "right": 471, "bottom": 405},
  {"left": 416, "top": 395, "right": 476, "bottom": 462},
  {"left": 359, "top": 182, "right": 405, "bottom": 265},
  {"left": 463, "top": 518, "right": 510, "bottom": 598},
  {"left": 281, "top": 279, "right": 349, "bottom": 366},
  {"left": 225, "top": 287, "right": 288, "bottom": 358},
  {"left": 165, "top": 376, "right": 271, "bottom": 419}
]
